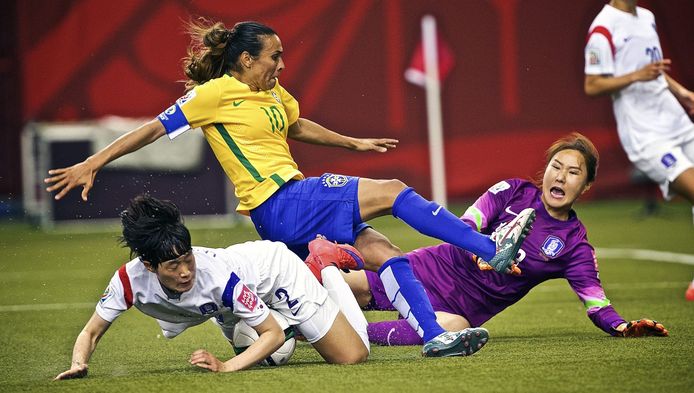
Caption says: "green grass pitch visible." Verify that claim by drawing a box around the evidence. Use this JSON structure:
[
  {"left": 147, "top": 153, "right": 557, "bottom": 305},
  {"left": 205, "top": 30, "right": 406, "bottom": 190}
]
[{"left": 0, "top": 200, "right": 692, "bottom": 392}]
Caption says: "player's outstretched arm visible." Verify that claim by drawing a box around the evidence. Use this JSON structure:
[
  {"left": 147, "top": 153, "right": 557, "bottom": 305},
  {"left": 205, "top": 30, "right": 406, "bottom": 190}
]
[
  {"left": 44, "top": 119, "right": 166, "bottom": 201},
  {"left": 287, "top": 118, "right": 398, "bottom": 153},
  {"left": 616, "top": 319, "right": 669, "bottom": 337},
  {"left": 190, "top": 314, "right": 285, "bottom": 372},
  {"left": 584, "top": 59, "right": 671, "bottom": 97},
  {"left": 54, "top": 312, "right": 112, "bottom": 380}
]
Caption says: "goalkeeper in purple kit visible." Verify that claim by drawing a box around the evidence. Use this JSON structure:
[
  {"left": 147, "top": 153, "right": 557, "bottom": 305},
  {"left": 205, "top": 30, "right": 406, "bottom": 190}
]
[{"left": 343, "top": 133, "right": 668, "bottom": 344}]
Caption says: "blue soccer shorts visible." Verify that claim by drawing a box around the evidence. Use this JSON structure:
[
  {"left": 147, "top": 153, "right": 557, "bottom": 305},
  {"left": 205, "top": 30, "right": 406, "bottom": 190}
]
[{"left": 250, "top": 173, "right": 370, "bottom": 259}]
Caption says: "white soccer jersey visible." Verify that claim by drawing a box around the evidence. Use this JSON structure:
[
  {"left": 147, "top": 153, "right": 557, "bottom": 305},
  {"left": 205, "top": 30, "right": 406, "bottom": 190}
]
[
  {"left": 584, "top": 4, "right": 693, "bottom": 160},
  {"left": 96, "top": 240, "right": 328, "bottom": 339}
]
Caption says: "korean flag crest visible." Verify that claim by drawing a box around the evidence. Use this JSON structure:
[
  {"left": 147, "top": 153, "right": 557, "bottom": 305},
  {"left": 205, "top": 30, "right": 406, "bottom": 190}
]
[{"left": 541, "top": 236, "right": 564, "bottom": 258}]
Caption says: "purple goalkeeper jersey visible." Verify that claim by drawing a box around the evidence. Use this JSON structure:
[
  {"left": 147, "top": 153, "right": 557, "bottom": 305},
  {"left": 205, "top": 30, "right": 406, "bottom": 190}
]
[{"left": 366, "top": 179, "right": 626, "bottom": 335}]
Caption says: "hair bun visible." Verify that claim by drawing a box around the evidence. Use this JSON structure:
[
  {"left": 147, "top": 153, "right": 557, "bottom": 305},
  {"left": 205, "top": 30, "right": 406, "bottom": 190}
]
[{"left": 226, "top": 28, "right": 238, "bottom": 42}]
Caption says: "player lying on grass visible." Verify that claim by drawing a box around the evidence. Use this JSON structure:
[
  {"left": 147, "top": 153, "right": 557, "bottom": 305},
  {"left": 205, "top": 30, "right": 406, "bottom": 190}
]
[
  {"left": 55, "top": 195, "right": 370, "bottom": 380},
  {"left": 44, "top": 18, "right": 535, "bottom": 357},
  {"left": 337, "top": 133, "right": 668, "bottom": 344}
]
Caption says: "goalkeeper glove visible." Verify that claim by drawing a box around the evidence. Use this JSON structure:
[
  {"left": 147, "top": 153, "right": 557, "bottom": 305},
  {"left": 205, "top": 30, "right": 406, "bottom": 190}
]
[{"left": 621, "top": 319, "right": 668, "bottom": 337}]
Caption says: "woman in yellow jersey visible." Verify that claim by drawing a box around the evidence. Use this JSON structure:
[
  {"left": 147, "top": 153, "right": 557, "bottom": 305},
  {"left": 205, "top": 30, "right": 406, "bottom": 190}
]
[{"left": 45, "top": 19, "right": 534, "bottom": 357}]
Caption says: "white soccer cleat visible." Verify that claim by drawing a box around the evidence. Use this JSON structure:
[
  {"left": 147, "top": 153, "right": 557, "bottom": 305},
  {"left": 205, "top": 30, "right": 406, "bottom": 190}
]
[
  {"left": 422, "top": 328, "right": 490, "bottom": 357},
  {"left": 481, "top": 207, "right": 535, "bottom": 273}
]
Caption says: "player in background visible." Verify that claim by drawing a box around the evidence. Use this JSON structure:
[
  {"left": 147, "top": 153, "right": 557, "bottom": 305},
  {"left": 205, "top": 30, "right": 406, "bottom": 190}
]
[
  {"left": 54, "top": 194, "right": 370, "bottom": 380},
  {"left": 336, "top": 133, "right": 669, "bottom": 345},
  {"left": 583, "top": 0, "right": 694, "bottom": 300},
  {"left": 44, "top": 19, "right": 535, "bottom": 356}
]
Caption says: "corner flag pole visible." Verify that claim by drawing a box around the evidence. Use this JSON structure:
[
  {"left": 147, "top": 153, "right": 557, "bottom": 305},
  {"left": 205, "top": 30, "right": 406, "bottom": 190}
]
[{"left": 422, "top": 15, "right": 447, "bottom": 207}]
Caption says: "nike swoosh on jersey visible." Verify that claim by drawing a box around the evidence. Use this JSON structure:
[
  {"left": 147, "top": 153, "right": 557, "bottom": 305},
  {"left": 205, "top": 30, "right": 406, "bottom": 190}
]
[
  {"left": 432, "top": 206, "right": 443, "bottom": 216},
  {"left": 233, "top": 100, "right": 246, "bottom": 107},
  {"left": 505, "top": 206, "right": 519, "bottom": 216}
]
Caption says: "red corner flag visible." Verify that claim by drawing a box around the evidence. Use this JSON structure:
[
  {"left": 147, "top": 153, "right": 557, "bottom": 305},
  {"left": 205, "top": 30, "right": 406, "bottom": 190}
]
[{"left": 404, "top": 23, "right": 455, "bottom": 87}]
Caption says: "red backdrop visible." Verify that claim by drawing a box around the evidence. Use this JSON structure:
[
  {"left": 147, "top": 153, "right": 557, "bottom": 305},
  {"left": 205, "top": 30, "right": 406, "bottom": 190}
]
[{"left": 4, "top": 0, "right": 694, "bottom": 201}]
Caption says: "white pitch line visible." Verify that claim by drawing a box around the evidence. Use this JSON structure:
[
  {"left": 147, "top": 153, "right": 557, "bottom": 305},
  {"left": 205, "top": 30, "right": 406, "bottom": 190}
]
[
  {"left": 2, "top": 281, "right": 689, "bottom": 312},
  {"left": 595, "top": 248, "right": 694, "bottom": 266},
  {"left": 1, "top": 248, "right": 692, "bottom": 313},
  {"left": 0, "top": 302, "right": 94, "bottom": 312},
  {"left": 533, "top": 281, "right": 688, "bottom": 293}
]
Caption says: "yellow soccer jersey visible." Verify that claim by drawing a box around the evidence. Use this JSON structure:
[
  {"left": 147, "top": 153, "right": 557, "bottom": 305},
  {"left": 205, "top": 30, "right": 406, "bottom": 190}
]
[{"left": 157, "top": 74, "right": 303, "bottom": 214}]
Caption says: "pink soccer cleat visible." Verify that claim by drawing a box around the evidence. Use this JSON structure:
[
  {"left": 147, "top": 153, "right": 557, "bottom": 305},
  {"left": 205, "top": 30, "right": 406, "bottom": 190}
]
[{"left": 304, "top": 237, "right": 365, "bottom": 283}]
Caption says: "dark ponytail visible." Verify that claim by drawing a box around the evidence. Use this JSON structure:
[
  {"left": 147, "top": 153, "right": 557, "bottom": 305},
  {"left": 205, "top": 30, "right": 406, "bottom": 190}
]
[
  {"left": 119, "top": 194, "right": 191, "bottom": 269},
  {"left": 183, "top": 18, "right": 276, "bottom": 90}
]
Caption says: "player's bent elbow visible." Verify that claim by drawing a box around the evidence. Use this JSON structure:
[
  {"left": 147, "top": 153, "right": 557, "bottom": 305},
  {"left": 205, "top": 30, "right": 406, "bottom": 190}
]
[
  {"left": 584, "top": 75, "right": 611, "bottom": 97},
  {"left": 584, "top": 83, "right": 600, "bottom": 97}
]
